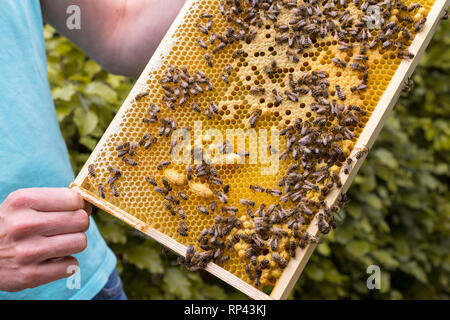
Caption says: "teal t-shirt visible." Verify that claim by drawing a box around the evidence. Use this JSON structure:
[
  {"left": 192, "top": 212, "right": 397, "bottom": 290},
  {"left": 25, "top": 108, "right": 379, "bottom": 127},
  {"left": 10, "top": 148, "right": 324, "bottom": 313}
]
[{"left": 0, "top": 0, "right": 116, "bottom": 299}]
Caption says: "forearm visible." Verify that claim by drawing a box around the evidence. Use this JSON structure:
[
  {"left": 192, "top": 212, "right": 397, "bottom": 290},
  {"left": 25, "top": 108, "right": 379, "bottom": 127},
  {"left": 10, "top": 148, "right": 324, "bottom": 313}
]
[
  {"left": 41, "top": 0, "right": 186, "bottom": 78},
  {"left": 109, "top": 0, "right": 186, "bottom": 77}
]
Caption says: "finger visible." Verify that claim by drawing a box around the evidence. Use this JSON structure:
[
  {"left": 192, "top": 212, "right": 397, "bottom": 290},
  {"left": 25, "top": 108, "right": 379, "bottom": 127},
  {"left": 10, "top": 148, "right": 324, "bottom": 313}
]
[
  {"left": 18, "top": 233, "right": 87, "bottom": 264},
  {"left": 26, "top": 256, "right": 79, "bottom": 289},
  {"left": 39, "top": 209, "right": 90, "bottom": 236},
  {"left": 83, "top": 201, "right": 93, "bottom": 216},
  {"left": 7, "top": 188, "right": 84, "bottom": 212},
  {"left": 10, "top": 209, "right": 89, "bottom": 240}
]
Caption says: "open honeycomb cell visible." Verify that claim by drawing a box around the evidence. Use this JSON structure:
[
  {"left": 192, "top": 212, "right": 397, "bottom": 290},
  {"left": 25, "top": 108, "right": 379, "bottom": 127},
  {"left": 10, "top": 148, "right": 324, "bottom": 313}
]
[{"left": 73, "top": 0, "right": 440, "bottom": 296}]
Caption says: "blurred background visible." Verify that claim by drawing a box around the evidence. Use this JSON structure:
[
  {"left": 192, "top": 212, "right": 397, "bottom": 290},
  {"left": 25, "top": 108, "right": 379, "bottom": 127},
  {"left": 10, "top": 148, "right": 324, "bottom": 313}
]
[{"left": 44, "top": 19, "right": 449, "bottom": 299}]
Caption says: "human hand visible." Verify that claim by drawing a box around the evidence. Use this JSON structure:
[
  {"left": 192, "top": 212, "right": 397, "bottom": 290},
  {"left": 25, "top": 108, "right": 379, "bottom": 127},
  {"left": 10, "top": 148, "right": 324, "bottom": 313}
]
[{"left": 0, "top": 188, "right": 91, "bottom": 292}]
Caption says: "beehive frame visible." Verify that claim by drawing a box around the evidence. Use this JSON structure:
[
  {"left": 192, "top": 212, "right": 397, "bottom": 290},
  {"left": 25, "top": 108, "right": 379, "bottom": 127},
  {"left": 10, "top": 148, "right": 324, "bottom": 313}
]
[{"left": 70, "top": 0, "right": 449, "bottom": 300}]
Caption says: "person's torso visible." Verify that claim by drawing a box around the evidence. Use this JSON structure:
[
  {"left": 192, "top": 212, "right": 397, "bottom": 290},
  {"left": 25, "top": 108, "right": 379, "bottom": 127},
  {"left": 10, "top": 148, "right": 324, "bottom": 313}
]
[{"left": 0, "top": 0, "right": 116, "bottom": 299}]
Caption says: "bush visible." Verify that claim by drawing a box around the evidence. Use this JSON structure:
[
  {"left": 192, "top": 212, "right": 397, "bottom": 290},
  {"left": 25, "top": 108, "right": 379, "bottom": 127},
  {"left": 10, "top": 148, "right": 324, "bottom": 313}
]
[{"left": 46, "top": 20, "right": 450, "bottom": 299}]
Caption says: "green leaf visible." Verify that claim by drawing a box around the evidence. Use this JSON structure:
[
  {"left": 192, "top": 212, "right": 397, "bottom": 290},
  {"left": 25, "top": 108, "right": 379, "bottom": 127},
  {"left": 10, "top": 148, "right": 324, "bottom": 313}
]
[
  {"left": 52, "top": 84, "right": 77, "bottom": 101},
  {"left": 364, "top": 193, "right": 383, "bottom": 210},
  {"left": 98, "top": 223, "right": 127, "bottom": 244},
  {"left": 54, "top": 42, "right": 73, "bottom": 55},
  {"left": 85, "top": 60, "right": 102, "bottom": 77},
  {"left": 84, "top": 81, "right": 117, "bottom": 103},
  {"left": 317, "top": 242, "right": 331, "bottom": 256},
  {"left": 73, "top": 108, "right": 98, "bottom": 136},
  {"left": 201, "top": 286, "right": 227, "bottom": 300},
  {"left": 347, "top": 240, "right": 370, "bottom": 256},
  {"left": 124, "top": 245, "right": 164, "bottom": 274},
  {"left": 374, "top": 149, "right": 398, "bottom": 169},
  {"left": 79, "top": 136, "right": 98, "bottom": 151},
  {"left": 372, "top": 250, "right": 399, "bottom": 268},
  {"left": 163, "top": 268, "right": 191, "bottom": 299},
  {"left": 402, "top": 261, "right": 428, "bottom": 283},
  {"left": 106, "top": 74, "right": 126, "bottom": 88},
  {"left": 55, "top": 104, "right": 73, "bottom": 122}
]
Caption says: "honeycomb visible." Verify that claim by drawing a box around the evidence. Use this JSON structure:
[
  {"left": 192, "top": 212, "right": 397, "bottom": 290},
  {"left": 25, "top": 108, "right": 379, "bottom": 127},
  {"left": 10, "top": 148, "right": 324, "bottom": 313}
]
[{"left": 77, "top": 0, "right": 436, "bottom": 294}]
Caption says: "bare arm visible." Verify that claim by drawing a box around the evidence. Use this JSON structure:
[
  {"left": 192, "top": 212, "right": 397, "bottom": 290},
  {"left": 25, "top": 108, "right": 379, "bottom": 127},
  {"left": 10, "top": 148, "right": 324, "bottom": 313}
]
[{"left": 41, "top": 0, "right": 186, "bottom": 77}]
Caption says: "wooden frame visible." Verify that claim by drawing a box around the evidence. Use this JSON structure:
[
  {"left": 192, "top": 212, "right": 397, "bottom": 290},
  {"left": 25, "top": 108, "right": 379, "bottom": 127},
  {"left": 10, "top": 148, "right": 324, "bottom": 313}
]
[{"left": 70, "top": 0, "right": 449, "bottom": 300}]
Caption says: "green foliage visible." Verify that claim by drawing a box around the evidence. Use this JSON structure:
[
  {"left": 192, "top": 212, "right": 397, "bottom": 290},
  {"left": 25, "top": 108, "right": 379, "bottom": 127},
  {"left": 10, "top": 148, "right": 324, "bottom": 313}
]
[{"left": 46, "top": 20, "right": 450, "bottom": 300}]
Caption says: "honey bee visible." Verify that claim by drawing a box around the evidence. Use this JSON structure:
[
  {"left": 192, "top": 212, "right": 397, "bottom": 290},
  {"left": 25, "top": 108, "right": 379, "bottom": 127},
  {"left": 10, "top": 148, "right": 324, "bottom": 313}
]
[
  {"left": 196, "top": 23, "right": 209, "bottom": 35},
  {"left": 88, "top": 164, "right": 96, "bottom": 177},
  {"left": 245, "top": 264, "right": 254, "bottom": 281},
  {"left": 398, "top": 50, "right": 414, "bottom": 60},
  {"left": 285, "top": 90, "right": 299, "bottom": 102},
  {"left": 157, "top": 160, "right": 171, "bottom": 170},
  {"left": 121, "top": 156, "right": 137, "bottom": 166},
  {"left": 145, "top": 176, "right": 157, "bottom": 186},
  {"left": 318, "top": 213, "right": 331, "bottom": 234},
  {"left": 135, "top": 92, "right": 149, "bottom": 101},
  {"left": 355, "top": 147, "right": 369, "bottom": 159},
  {"left": 271, "top": 253, "right": 287, "bottom": 268},
  {"left": 108, "top": 166, "right": 121, "bottom": 177},
  {"left": 204, "top": 53, "right": 213, "bottom": 67},
  {"left": 144, "top": 137, "right": 157, "bottom": 149},
  {"left": 270, "top": 236, "right": 278, "bottom": 250},
  {"left": 154, "top": 186, "right": 168, "bottom": 196},
  {"left": 215, "top": 190, "right": 228, "bottom": 203},
  {"left": 250, "top": 86, "right": 265, "bottom": 95},
  {"left": 350, "top": 63, "right": 366, "bottom": 72},
  {"left": 185, "top": 245, "right": 194, "bottom": 265},
  {"left": 210, "top": 200, "right": 217, "bottom": 212},
  {"left": 107, "top": 175, "right": 118, "bottom": 185},
  {"left": 98, "top": 183, "right": 105, "bottom": 199},
  {"left": 224, "top": 64, "right": 233, "bottom": 75},
  {"left": 177, "top": 221, "right": 188, "bottom": 237},
  {"left": 128, "top": 142, "right": 137, "bottom": 157},
  {"left": 138, "top": 133, "right": 151, "bottom": 146},
  {"left": 249, "top": 110, "right": 261, "bottom": 128},
  {"left": 331, "top": 57, "right": 347, "bottom": 68},
  {"left": 350, "top": 84, "right": 367, "bottom": 93},
  {"left": 222, "top": 206, "right": 238, "bottom": 214},
  {"left": 266, "top": 188, "right": 282, "bottom": 197},
  {"left": 164, "top": 201, "right": 173, "bottom": 212},
  {"left": 335, "top": 85, "right": 346, "bottom": 101},
  {"left": 196, "top": 38, "right": 207, "bottom": 50},
  {"left": 191, "top": 102, "right": 201, "bottom": 113},
  {"left": 343, "top": 158, "right": 353, "bottom": 174},
  {"left": 240, "top": 199, "right": 255, "bottom": 207},
  {"left": 290, "top": 241, "right": 297, "bottom": 257},
  {"left": 110, "top": 183, "right": 119, "bottom": 197},
  {"left": 198, "top": 205, "right": 209, "bottom": 215},
  {"left": 250, "top": 185, "right": 265, "bottom": 192},
  {"left": 209, "top": 101, "right": 219, "bottom": 114},
  {"left": 116, "top": 142, "right": 130, "bottom": 151},
  {"left": 232, "top": 49, "right": 244, "bottom": 59},
  {"left": 271, "top": 89, "right": 283, "bottom": 104},
  {"left": 408, "top": 3, "right": 422, "bottom": 11},
  {"left": 204, "top": 106, "right": 212, "bottom": 119},
  {"left": 286, "top": 50, "right": 299, "bottom": 63},
  {"left": 382, "top": 40, "right": 392, "bottom": 50},
  {"left": 212, "top": 42, "right": 226, "bottom": 54},
  {"left": 353, "top": 54, "right": 369, "bottom": 62},
  {"left": 161, "top": 177, "right": 172, "bottom": 191},
  {"left": 209, "top": 33, "right": 216, "bottom": 45},
  {"left": 402, "top": 78, "right": 414, "bottom": 93},
  {"left": 206, "top": 19, "right": 213, "bottom": 31},
  {"left": 175, "top": 192, "right": 187, "bottom": 201}
]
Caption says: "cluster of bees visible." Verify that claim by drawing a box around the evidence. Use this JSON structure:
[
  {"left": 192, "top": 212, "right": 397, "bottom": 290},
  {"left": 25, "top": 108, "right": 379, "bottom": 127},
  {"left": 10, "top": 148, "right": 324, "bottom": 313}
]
[{"left": 87, "top": 0, "right": 428, "bottom": 288}]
